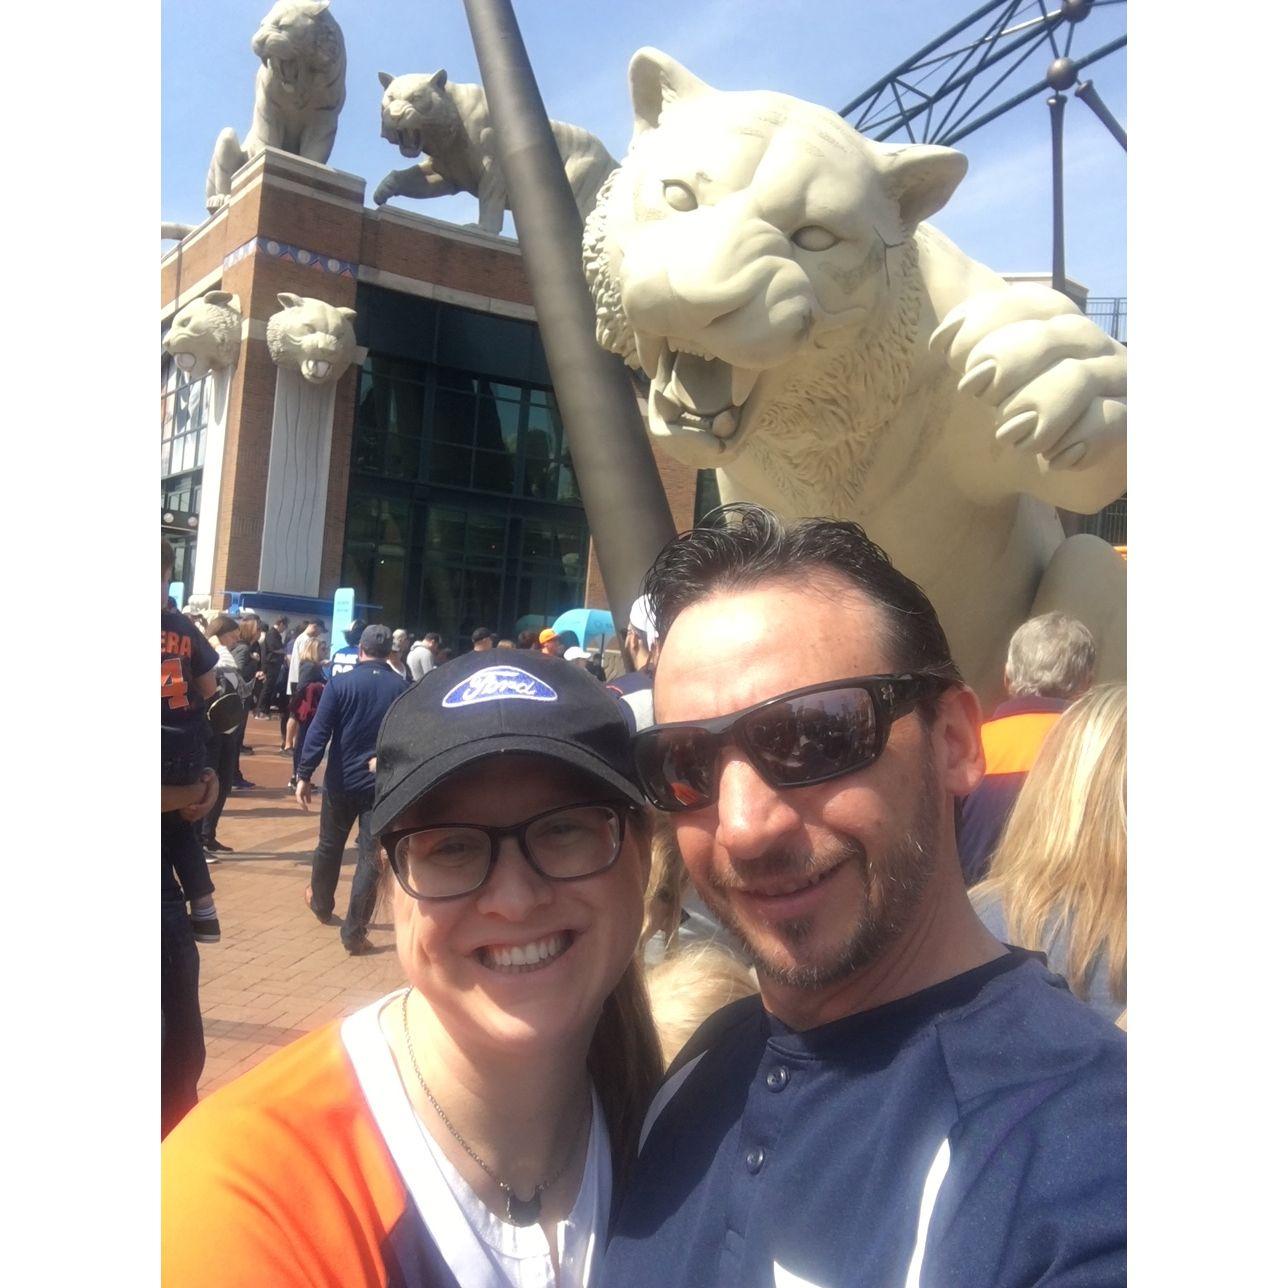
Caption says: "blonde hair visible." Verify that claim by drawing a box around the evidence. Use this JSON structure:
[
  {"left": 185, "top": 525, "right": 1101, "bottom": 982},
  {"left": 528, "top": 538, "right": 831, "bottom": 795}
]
[
  {"left": 642, "top": 816, "right": 689, "bottom": 949},
  {"left": 975, "top": 683, "right": 1126, "bottom": 1007},
  {"left": 646, "top": 943, "right": 758, "bottom": 1065},
  {"left": 299, "top": 637, "right": 324, "bottom": 665}
]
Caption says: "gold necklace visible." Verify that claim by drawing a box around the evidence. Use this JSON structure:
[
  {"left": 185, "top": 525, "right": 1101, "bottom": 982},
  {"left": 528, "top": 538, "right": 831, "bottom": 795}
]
[{"left": 400, "top": 987, "right": 579, "bottom": 1226}]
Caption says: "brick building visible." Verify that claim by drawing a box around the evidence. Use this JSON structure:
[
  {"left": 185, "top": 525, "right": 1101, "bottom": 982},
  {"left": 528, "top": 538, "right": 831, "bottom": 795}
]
[{"left": 161, "top": 149, "right": 697, "bottom": 647}]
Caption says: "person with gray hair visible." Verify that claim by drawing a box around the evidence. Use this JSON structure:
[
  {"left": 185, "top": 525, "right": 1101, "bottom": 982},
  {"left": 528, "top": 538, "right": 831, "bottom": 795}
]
[
  {"left": 1004, "top": 611, "right": 1097, "bottom": 699},
  {"left": 958, "top": 611, "right": 1098, "bottom": 884}
]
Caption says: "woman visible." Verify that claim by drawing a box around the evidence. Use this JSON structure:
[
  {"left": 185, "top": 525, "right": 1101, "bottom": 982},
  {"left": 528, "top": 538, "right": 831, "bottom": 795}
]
[
  {"left": 230, "top": 617, "right": 263, "bottom": 784},
  {"left": 389, "top": 628, "right": 411, "bottom": 678},
  {"left": 200, "top": 615, "right": 250, "bottom": 856},
  {"left": 286, "top": 636, "right": 327, "bottom": 792},
  {"left": 281, "top": 637, "right": 325, "bottom": 771},
  {"left": 163, "top": 651, "right": 663, "bottom": 1285},
  {"left": 972, "top": 683, "right": 1126, "bottom": 1023}
]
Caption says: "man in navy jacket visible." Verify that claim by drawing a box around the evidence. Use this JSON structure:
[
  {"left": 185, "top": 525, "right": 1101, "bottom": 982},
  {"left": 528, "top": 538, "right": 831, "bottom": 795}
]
[
  {"left": 607, "top": 507, "right": 1125, "bottom": 1288},
  {"left": 297, "top": 625, "right": 409, "bottom": 953}
]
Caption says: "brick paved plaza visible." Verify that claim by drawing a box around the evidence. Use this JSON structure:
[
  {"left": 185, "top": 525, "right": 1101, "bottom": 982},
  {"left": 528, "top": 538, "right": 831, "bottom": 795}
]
[{"left": 194, "top": 715, "right": 404, "bottom": 1095}]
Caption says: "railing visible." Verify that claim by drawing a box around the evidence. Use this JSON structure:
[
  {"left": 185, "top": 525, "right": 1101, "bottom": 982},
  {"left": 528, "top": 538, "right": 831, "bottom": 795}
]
[{"left": 1084, "top": 296, "right": 1126, "bottom": 344}]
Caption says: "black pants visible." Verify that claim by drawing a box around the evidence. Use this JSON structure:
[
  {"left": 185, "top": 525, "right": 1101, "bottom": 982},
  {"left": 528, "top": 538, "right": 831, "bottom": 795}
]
[
  {"left": 256, "top": 656, "right": 284, "bottom": 714},
  {"left": 201, "top": 732, "right": 239, "bottom": 845},
  {"left": 164, "top": 812, "right": 214, "bottom": 903},
  {"left": 309, "top": 787, "right": 381, "bottom": 949},
  {"left": 161, "top": 897, "right": 205, "bottom": 1137}
]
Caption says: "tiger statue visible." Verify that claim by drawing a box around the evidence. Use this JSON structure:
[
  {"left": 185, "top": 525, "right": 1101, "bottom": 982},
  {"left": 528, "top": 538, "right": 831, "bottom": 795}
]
[
  {"left": 163, "top": 291, "right": 243, "bottom": 379},
  {"left": 583, "top": 49, "right": 1127, "bottom": 702},
  {"left": 373, "top": 70, "right": 617, "bottom": 233},
  {"left": 266, "top": 293, "right": 357, "bottom": 385},
  {"left": 205, "top": 0, "right": 346, "bottom": 214}
]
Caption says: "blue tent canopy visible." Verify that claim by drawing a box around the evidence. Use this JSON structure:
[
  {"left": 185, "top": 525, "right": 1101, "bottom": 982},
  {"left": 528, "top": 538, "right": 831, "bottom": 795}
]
[{"left": 550, "top": 608, "right": 617, "bottom": 648}]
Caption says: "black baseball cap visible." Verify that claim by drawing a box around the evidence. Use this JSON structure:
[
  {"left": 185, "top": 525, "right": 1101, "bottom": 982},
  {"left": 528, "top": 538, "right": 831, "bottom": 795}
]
[
  {"left": 360, "top": 624, "right": 393, "bottom": 658},
  {"left": 371, "top": 649, "right": 645, "bottom": 836}
]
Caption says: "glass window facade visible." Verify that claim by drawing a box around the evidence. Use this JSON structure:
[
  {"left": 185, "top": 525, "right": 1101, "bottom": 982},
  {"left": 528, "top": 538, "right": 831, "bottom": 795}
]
[
  {"left": 342, "top": 289, "right": 590, "bottom": 649},
  {"left": 160, "top": 352, "right": 208, "bottom": 516}
]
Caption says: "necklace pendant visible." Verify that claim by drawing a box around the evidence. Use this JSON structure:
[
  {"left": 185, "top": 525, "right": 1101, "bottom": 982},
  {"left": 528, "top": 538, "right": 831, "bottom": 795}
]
[{"left": 505, "top": 1189, "right": 542, "bottom": 1226}]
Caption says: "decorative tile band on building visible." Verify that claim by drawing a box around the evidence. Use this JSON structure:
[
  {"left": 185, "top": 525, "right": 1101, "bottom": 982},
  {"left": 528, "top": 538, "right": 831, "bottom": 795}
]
[{"left": 222, "top": 237, "right": 358, "bottom": 279}]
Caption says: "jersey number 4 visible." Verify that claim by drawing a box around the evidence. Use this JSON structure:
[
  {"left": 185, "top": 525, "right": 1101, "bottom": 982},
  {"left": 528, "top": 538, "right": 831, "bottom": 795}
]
[{"left": 162, "top": 657, "right": 190, "bottom": 710}]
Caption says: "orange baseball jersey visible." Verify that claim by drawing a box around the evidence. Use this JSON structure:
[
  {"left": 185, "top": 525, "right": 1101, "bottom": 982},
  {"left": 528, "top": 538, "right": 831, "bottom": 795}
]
[{"left": 162, "top": 998, "right": 611, "bottom": 1287}]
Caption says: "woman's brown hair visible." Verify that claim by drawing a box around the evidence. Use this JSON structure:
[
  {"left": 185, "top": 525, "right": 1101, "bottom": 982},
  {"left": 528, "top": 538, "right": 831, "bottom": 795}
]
[{"left": 206, "top": 614, "right": 238, "bottom": 641}]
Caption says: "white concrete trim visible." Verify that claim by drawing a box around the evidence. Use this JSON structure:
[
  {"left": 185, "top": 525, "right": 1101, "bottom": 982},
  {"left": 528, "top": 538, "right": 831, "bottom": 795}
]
[
  {"left": 160, "top": 207, "right": 229, "bottom": 270},
  {"left": 161, "top": 267, "right": 226, "bottom": 324},
  {"left": 259, "top": 173, "right": 366, "bottom": 213},
  {"left": 356, "top": 264, "right": 536, "bottom": 320},
  {"left": 365, "top": 204, "right": 521, "bottom": 255},
  {"left": 231, "top": 146, "right": 366, "bottom": 196},
  {"left": 190, "top": 367, "right": 234, "bottom": 598},
  {"left": 258, "top": 368, "right": 337, "bottom": 596}
]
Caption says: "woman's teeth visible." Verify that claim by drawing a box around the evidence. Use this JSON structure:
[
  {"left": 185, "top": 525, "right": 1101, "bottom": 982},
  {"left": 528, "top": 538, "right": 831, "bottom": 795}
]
[{"left": 478, "top": 932, "right": 572, "bottom": 972}]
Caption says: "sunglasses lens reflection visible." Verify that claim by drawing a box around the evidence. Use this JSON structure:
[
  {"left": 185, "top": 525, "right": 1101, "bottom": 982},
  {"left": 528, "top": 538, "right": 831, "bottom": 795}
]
[
  {"left": 642, "top": 687, "right": 883, "bottom": 810},
  {"left": 745, "top": 687, "right": 879, "bottom": 784},
  {"left": 641, "top": 729, "right": 717, "bottom": 810}
]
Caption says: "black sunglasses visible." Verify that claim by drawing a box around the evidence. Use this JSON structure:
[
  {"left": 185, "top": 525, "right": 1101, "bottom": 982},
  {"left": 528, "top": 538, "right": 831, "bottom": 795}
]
[
  {"left": 380, "top": 800, "right": 635, "bottom": 901},
  {"left": 633, "top": 673, "right": 952, "bottom": 812}
]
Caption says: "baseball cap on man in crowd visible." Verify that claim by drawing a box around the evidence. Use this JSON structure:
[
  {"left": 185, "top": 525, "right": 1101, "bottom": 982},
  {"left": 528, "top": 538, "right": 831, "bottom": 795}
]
[
  {"left": 370, "top": 649, "right": 645, "bottom": 836},
  {"left": 538, "top": 628, "right": 559, "bottom": 645},
  {"left": 628, "top": 594, "right": 659, "bottom": 649},
  {"left": 359, "top": 624, "right": 394, "bottom": 658}
]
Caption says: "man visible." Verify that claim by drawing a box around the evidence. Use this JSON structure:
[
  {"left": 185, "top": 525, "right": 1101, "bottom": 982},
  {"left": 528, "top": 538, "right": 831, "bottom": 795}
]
[
  {"left": 255, "top": 616, "right": 289, "bottom": 717},
  {"left": 296, "top": 625, "right": 409, "bottom": 954},
  {"left": 563, "top": 646, "right": 592, "bottom": 670},
  {"left": 406, "top": 631, "right": 440, "bottom": 681},
  {"left": 324, "top": 619, "right": 366, "bottom": 681},
  {"left": 538, "top": 627, "right": 565, "bottom": 657},
  {"left": 957, "top": 611, "right": 1097, "bottom": 885},
  {"left": 605, "top": 506, "right": 1125, "bottom": 1288},
  {"left": 161, "top": 538, "right": 221, "bottom": 1136},
  {"left": 606, "top": 593, "right": 658, "bottom": 734},
  {"left": 470, "top": 626, "right": 495, "bottom": 652}
]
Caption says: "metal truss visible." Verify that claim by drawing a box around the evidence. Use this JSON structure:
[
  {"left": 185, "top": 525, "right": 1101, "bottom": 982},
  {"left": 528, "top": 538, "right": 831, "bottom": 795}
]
[
  {"left": 839, "top": 0, "right": 1126, "bottom": 150},
  {"left": 839, "top": 0, "right": 1127, "bottom": 298}
]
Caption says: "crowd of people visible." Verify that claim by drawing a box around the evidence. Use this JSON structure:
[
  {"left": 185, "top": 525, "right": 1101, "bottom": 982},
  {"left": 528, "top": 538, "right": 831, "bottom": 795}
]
[{"left": 161, "top": 504, "right": 1127, "bottom": 1284}]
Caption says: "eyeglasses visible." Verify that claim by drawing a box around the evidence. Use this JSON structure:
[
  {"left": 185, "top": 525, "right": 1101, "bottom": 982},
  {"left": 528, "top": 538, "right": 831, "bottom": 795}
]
[
  {"left": 381, "top": 800, "right": 633, "bottom": 901},
  {"left": 633, "top": 673, "right": 952, "bottom": 812}
]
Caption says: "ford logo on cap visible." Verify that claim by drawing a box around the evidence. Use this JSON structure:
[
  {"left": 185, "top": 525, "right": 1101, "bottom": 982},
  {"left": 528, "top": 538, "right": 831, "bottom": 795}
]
[{"left": 442, "top": 666, "right": 558, "bottom": 709}]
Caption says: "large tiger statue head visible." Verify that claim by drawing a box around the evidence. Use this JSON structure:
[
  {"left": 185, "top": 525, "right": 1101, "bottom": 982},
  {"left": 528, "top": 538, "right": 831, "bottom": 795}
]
[
  {"left": 251, "top": 0, "right": 345, "bottom": 106},
  {"left": 164, "top": 291, "right": 243, "bottom": 380},
  {"left": 584, "top": 49, "right": 968, "bottom": 496},
  {"left": 266, "top": 293, "right": 357, "bottom": 385},
  {"left": 376, "top": 70, "right": 460, "bottom": 158}
]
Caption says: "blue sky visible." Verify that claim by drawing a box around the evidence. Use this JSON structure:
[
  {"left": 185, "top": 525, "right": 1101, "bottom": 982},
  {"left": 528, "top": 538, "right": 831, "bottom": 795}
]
[{"left": 162, "top": 0, "right": 1126, "bottom": 295}]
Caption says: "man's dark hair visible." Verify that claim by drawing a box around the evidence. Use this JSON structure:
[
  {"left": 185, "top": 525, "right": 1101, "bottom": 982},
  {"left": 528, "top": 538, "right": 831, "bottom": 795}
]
[
  {"left": 162, "top": 536, "right": 175, "bottom": 578},
  {"left": 471, "top": 626, "right": 494, "bottom": 644},
  {"left": 274, "top": 616, "right": 288, "bottom": 628},
  {"left": 516, "top": 629, "right": 540, "bottom": 650},
  {"left": 423, "top": 631, "right": 441, "bottom": 646},
  {"left": 345, "top": 618, "right": 368, "bottom": 648},
  {"left": 642, "top": 504, "right": 962, "bottom": 685}
]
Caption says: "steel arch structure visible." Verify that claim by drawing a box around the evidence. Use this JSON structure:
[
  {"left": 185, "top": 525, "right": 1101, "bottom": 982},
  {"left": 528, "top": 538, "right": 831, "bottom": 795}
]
[{"left": 838, "top": 0, "right": 1126, "bottom": 297}]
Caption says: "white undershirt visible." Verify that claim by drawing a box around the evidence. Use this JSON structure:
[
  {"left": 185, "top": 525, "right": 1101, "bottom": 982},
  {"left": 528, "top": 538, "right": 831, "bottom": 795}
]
[{"left": 341, "top": 993, "right": 611, "bottom": 1288}]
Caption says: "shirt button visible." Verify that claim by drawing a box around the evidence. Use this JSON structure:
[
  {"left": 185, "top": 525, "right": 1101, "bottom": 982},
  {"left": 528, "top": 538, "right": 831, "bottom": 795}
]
[
  {"left": 745, "top": 1146, "right": 765, "bottom": 1175},
  {"left": 766, "top": 1066, "right": 790, "bottom": 1092}
]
